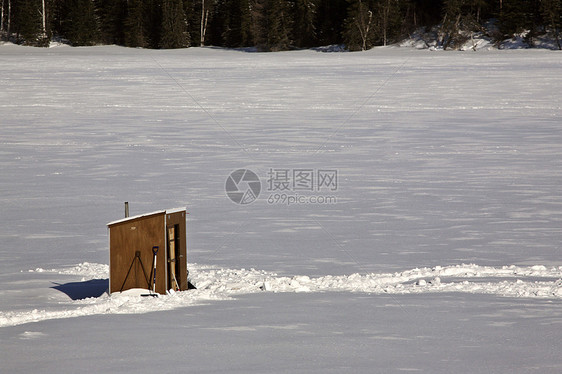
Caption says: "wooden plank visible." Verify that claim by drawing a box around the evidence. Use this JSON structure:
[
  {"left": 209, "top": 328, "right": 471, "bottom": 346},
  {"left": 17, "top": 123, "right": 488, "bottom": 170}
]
[
  {"left": 166, "top": 210, "right": 188, "bottom": 291},
  {"left": 168, "top": 226, "right": 179, "bottom": 291}
]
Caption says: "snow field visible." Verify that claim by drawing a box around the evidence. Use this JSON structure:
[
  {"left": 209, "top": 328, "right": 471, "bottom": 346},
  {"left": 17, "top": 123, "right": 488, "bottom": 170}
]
[{"left": 1, "top": 44, "right": 562, "bottom": 373}]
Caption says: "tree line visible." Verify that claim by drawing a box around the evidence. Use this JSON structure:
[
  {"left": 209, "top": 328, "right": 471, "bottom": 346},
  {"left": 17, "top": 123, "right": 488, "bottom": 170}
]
[{"left": 0, "top": 0, "right": 560, "bottom": 50}]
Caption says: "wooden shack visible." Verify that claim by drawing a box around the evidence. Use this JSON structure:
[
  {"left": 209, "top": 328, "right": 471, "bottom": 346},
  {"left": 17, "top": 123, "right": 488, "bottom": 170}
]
[{"left": 107, "top": 207, "right": 188, "bottom": 295}]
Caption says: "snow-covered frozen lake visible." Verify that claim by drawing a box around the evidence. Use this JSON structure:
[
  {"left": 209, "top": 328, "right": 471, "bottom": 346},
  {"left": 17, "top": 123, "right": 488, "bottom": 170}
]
[{"left": 1, "top": 44, "right": 561, "bottom": 372}]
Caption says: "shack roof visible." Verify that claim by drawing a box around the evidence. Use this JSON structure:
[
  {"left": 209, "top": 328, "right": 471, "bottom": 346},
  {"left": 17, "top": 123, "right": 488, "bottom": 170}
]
[{"left": 107, "top": 207, "right": 186, "bottom": 227}]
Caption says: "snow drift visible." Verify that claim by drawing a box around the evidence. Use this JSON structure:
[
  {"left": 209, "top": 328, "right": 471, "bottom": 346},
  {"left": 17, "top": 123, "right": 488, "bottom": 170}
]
[{"left": 2, "top": 262, "right": 561, "bottom": 328}]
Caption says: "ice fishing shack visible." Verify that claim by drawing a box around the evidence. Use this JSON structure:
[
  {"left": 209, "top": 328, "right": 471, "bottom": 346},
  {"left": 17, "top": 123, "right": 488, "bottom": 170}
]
[{"left": 107, "top": 206, "right": 188, "bottom": 295}]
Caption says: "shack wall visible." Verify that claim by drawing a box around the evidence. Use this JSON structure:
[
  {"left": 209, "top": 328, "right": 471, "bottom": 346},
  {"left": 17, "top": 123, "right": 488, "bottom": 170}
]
[{"left": 108, "top": 213, "right": 167, "bottom": 294}]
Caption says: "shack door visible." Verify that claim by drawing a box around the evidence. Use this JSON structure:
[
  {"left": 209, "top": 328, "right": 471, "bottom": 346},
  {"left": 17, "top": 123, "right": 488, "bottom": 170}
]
[{"left": 167, "top": 225, "right": 180, "bottom": 291}]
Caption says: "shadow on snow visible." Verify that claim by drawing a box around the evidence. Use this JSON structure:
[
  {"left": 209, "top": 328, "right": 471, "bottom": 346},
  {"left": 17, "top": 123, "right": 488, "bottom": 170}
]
[{"left": 51, "top": 279, "right": 109, "bottom": 300}]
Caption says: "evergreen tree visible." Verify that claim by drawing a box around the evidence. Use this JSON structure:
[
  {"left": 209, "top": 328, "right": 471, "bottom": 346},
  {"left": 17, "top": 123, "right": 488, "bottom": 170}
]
[
  {"left": 13, "top": 0, "right": 44, "bottom": 45},
  {"left": 409, "top": 0, "right": 444, "bottom": 27},
  {"left": 95, "top": 0, "right": 125, "bottom": 45},
  {"left": 249, "top": 0, "right": 267, "bottom": 48},
  {"left": 541, "top": 0, "right": 561, "bottom": 49},
  {"left": 207, "top": 0, "right": 225, "bottom": 45},
  {"left": 265, "top": 0, "right": 293, "bottom": 50},
  {"left": 143, "top": 0, "right": 162, "bottom": 48},
  {"left": 225, "top": 0, "right": 252, "bottom": 47},
  {"left": 315, "top": 0, "right": 347, "bottom": 45},
  {"left": 249, "top": 0, "right": 293, "bottom": 51},
  {"left": 3, "top": 0, "right": 560, "bottom": 50},
  {"left": 209, "top": 0, "right": 252, "bottom": 47},
  {"left": 60, "top": 0, "right": 99, "bottom": 46},
  {"left": 123, "top": 0, "right": 145, "bottom": 47},
  {"left": 471, "top": 0, "right": 489, "bottom": 23},
  {"left": 292, "top": 0, "right": 318, "bottom": 48},
  {"left": 160, "top": 0, "right": 190, "bottom": 48},
  {"left": 499, "top": 0, "right": 533, "bottom": 36}
]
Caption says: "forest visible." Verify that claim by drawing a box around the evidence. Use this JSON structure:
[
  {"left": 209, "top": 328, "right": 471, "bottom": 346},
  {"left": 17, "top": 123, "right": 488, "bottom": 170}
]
[{"left": 0, "top": 0, "right": 560, "bottom": 50}]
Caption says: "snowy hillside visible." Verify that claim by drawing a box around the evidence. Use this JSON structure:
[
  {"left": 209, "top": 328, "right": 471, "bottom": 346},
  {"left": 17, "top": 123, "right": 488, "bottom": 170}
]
[{"left": 1, "top": 44, "right": 561, "bottom": 373}]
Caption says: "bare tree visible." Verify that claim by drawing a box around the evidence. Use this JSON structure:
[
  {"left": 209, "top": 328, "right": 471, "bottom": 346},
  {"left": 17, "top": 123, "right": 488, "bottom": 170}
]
[
  {"left": 353, "top": 0, "right": 373, "bottom": 51},
  {"left": 41, "top": 0, "right": 46, "bottom": 37},
  {"left": 440, "top": 0, "right": 482, "bottom": 50},
  {"left": 356, "top": 0, "right": 373, "bottom": 50},
  {"left": 6, "top": 0, "right": 9, "bottom": 38},
  {"left": 200, "top": 0, "right": 210, "bottom": 46},
  {"left": 378, "top": 0, "right": 389, "bottom": 46},
  {"left": 0, "top": 0, "right": 10, "bottom": 39},
  {"left": 377, "top": 0, "right": 400, "bottom": 46}
]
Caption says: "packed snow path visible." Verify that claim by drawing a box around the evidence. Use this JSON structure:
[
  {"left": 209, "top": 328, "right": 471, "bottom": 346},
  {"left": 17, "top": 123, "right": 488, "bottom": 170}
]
[{"left": 2, "top": 263, "right": 561, "bottom": 327}]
